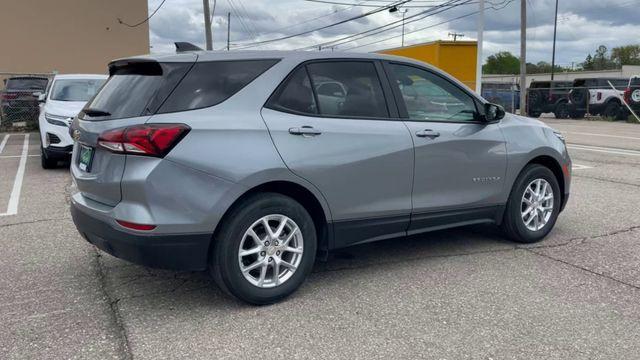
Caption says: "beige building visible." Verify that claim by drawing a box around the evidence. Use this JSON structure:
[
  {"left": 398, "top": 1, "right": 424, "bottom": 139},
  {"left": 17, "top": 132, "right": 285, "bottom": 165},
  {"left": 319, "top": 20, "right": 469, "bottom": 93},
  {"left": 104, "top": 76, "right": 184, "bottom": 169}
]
[{"left": 0, "top": 0, "right": 149, "bottom": 74}]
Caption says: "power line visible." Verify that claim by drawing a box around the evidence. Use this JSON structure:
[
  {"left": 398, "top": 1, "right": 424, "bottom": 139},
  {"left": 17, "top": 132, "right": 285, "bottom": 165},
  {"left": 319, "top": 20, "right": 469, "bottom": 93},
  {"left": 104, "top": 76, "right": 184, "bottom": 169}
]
[
  {"left": 227, "top": 0, "right": 258, "bottom": 40},
  {"left": 118, "top": 0, "right": 168, "bottom": 28},
  {"left": 269, "top": 0, "right": 371, "bottom": 34},
  {"left": 297, "top": 0, "right": 470, "bottom": 50},
  {"left": 231, "top": 0, "right": 411, "bottom": 49},
  {"left": 342, "top": 0, "right": 515, "bottom": 51}
]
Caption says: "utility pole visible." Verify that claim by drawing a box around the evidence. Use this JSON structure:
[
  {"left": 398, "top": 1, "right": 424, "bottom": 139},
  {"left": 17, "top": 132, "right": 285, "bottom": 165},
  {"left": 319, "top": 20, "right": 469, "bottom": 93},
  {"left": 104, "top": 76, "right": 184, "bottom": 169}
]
[
  {"left": 475, "top": 0, "right": 484, "bottom": 94},
  {"left": 227, "top": 12, "right": 231, "bottom": 51},
  {"left": 401, "top": 9, "right": 408, "bottom": 47},
  {"left": 519, "top": 0, "right": 527, "bottom": 115},
  {"left": 550, "top": 0, "right": 559, "bottom": 80},
  {"left": 448, "top": 32, "right": 464, "bottom": 42},
  {"left": 203, "top": 0, "right": 213, "bottom": 50}
]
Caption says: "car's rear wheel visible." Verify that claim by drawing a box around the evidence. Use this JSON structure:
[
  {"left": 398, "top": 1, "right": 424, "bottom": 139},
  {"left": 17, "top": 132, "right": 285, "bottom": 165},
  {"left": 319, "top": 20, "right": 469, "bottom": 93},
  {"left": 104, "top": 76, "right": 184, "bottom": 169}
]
[
  {"left": 603, "top": 101, "right": 622, "bottom": 120},
  {"left": 501, "top": 164, "right": 561, "bottom": 243},
  {"left": 554, "top": 102, "right": 570, "bottom": 119},
  {"left": 40, "top": 147, "right": 57, "bottom": 169},
  {"left": 210, "top": 193, "right": 317, "bottom": 305}
]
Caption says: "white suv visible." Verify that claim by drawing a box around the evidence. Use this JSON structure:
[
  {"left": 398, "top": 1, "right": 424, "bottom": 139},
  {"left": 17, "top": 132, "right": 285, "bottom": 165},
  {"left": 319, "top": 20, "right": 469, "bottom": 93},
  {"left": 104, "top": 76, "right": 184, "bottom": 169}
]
[
  {"left": 38, "top": 74, "right": 107, "bottom": 168},
  {"left": 568, "top": 78, "right": 628, "bottom": 119}
]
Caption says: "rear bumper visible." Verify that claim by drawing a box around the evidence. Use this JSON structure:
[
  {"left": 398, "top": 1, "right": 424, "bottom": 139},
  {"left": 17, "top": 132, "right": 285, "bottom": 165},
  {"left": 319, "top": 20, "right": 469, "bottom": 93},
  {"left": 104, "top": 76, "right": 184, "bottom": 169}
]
[{"left": 71, "top": 200, "right": 211, "bottom": 271}]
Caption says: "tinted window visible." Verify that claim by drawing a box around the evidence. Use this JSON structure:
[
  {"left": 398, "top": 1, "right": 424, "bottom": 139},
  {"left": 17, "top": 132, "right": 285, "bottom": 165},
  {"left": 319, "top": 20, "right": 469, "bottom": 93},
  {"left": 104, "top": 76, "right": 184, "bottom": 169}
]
[
  {"left": 50, "top": 79, "right": 106, "bottom": 102},
  {"left": 82, "top": 62, "right": 191, "bottom": 120},
  {"left": 307, "top": 61, "right": 389, "bottom": 118},
  {"left": 268, "top": 67, "right": 317, "bottom": 115},
  {"left": 390, "top": 64, "right": 477, "bottom": 122},
  {"left": 6, "top": 78, "right": 48, "bottom": 91},
  {"left": 159, "top": 59, "right": 279, "bottom": 113}
]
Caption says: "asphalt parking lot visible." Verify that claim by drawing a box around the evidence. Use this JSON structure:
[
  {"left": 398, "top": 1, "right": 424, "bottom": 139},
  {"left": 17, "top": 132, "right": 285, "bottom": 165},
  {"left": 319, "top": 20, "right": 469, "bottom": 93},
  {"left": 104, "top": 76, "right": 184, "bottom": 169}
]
[{"left": 1, "top": 119, "right": 639, "bottom": 359}]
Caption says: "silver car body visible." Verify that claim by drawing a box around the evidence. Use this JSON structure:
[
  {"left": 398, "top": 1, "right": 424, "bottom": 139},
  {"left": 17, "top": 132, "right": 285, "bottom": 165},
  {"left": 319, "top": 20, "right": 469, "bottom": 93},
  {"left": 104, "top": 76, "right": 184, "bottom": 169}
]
[{"left": 70, "top": 51, "right": 571, "bottom": 270}]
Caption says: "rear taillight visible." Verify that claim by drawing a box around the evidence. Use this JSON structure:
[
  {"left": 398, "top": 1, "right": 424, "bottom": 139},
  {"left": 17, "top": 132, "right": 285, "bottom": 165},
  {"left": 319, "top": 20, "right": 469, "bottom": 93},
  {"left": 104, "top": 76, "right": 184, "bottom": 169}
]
[
  {"left": 624, "top": 87, "right": 632, "bottom": 103},
  {"left": 116, "top": 220, "right": 156, "bottom": 231},
  {"left": 1, "top": 93, "right": 17, "bottom": 100},
  {"left": 597, "top": 92, "right": 602, "bottom": 101},
  {"left": 98, "top": 123, "right": 190, "bottom": 157}
]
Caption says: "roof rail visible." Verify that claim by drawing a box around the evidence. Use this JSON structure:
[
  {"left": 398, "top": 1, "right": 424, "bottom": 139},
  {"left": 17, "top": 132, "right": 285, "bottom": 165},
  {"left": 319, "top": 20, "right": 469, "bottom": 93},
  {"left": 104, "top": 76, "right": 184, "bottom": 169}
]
[{"left": 175, "top": 42, "right": 203, "bottom": 53}]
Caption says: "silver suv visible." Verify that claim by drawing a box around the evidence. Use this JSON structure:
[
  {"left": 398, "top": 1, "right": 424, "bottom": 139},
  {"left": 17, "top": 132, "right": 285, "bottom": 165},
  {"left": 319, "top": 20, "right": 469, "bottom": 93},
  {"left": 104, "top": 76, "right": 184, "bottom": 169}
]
[{"left": 70, "top": 51, "right": 571, "bottom": 304}]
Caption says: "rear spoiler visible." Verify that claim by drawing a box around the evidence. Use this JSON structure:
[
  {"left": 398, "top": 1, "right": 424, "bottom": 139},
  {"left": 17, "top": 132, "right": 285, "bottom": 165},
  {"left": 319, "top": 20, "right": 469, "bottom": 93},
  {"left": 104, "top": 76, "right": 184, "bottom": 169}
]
[{"left": 175, "top": 42, "right": 203, "bottom": 53}]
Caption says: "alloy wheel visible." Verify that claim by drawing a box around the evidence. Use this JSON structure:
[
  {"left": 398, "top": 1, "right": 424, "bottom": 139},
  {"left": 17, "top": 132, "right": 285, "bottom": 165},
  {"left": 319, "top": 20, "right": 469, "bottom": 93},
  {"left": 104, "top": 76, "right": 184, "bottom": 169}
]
[
  {"left": 520, "top": 178, "right": 554, "bottom": 231},
  {"left": 238, "top": 214, "right": 304, "bottom": 288}
]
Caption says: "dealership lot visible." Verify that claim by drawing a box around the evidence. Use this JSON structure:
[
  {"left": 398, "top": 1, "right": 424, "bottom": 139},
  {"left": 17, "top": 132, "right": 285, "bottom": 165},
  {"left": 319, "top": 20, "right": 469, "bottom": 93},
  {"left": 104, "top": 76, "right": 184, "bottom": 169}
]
[{"left": 1, "top": 119, "right": 640, "bottom": 359}]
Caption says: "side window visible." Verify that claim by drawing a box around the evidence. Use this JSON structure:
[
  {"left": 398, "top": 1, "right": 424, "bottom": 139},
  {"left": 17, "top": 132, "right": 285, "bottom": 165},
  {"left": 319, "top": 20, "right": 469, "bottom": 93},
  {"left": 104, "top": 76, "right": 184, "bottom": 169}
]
[
  {"left": 268, "top": 67, "right": 317, "bottom": 115},
  {"left": 159, "top": 59, "right": 278, "bottom": 113},
  {"left": 306, "top": 61, "right": 389, "bottom": 118},
  {"left": 389, "top": 63, "right": 478, "bottom": 122}
]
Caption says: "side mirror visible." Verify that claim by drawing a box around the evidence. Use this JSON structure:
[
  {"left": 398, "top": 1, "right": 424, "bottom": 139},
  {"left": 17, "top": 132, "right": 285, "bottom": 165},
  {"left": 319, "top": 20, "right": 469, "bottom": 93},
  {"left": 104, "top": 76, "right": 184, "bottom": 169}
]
[
  {"left": 33, "top": 91, "right": 46, "bottom": 102},
  {"left": 484, "top": 103, "right": 505, "bottom": 122}
]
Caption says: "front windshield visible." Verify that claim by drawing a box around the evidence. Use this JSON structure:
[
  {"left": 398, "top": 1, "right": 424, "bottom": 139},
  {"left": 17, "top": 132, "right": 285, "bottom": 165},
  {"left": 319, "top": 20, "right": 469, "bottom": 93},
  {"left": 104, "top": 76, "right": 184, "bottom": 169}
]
[{"left": 50, "top": 79, "right": 105, "bottom": 102}]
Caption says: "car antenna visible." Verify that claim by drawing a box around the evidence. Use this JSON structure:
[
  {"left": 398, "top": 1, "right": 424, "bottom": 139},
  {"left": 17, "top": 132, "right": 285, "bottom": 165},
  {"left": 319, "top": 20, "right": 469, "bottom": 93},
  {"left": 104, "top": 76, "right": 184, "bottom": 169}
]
[{"left": 175, "top": 42, "right": 203, "bottom": 53}]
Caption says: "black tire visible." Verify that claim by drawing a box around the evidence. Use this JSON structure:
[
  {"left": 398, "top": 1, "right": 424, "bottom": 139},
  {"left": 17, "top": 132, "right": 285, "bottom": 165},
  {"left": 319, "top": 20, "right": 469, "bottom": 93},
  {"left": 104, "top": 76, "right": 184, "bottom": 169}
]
[
  {"left": 603, "top": 101, "right": 621, "bottom": 120},
  {"left": 569, "top": 110, "right": 585, "bottom": 119},
  {"left": 210, "top": 193, "right": 317, "bottom": 305},
  {"left": 554, "top": 102, "right": 570, "bottom": 119},
  {"left": 501, "top": 164, "right": 561, "bottom": 243},
  {"left": 528, "top": 90, "right": 543, "bottom": 107},
  {"left": 569, "top": 88, "right": 588, "bottom": 106},
  {"left": 528, "top": 111, "right": 541, "bottom": 118},
  {"left": 41, "top": 147, "right": 57, "bottom": 169}
]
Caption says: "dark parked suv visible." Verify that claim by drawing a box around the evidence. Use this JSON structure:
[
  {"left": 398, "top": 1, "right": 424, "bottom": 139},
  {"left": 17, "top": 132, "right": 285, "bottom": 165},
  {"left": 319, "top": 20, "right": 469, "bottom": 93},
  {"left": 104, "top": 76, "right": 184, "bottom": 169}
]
[
  {"left": 0, "top": 76, "right": 49, "bottom": 124},
  {"left": 527, "top": 80, "right": 573, "bottom": 119}
]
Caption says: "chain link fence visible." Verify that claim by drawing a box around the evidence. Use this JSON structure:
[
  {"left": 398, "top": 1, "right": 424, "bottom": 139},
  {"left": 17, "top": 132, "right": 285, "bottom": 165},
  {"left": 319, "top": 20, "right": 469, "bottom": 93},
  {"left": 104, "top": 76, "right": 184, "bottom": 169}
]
[
  {"left": 481, "top": 82, "right": 520, "bottom": 114},
  {"left": 0, "top": 72, "right": 54, "bottom": 129},
  {"left": 482, "top": 77, "right": 639, "bottom": 121},
  {"left": 525, "top": 78, "right": 636, "bottom": 121}
]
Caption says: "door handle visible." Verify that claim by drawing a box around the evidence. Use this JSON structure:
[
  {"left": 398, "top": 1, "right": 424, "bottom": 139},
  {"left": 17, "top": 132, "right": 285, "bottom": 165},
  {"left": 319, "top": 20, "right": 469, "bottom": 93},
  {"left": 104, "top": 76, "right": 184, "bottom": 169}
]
[
  {"left": 415, "top": 129, "right": 440, "bottom": 138},
  {"left": 289, "top": 126, "right": 322, "bottom": 136}
]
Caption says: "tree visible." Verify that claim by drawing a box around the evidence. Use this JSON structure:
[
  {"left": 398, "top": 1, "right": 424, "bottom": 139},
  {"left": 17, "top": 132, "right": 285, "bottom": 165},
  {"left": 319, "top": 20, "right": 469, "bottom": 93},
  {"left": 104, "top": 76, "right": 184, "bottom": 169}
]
[
  {"left": 611, "top": 45, "right": 640, "bottom": 66},
  {"left": 582, "top": 54, "right": 594, "bottom": 70},
  {"left": 483, "top": 51, "right": 520, "bottom": 74}
]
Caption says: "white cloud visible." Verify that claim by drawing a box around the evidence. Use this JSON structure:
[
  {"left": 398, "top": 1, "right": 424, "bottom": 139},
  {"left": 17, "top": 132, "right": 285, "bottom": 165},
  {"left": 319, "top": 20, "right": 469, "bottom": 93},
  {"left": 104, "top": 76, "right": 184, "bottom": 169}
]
[{"left": 146, "top": 0, "right": 640, "bottom": 65}]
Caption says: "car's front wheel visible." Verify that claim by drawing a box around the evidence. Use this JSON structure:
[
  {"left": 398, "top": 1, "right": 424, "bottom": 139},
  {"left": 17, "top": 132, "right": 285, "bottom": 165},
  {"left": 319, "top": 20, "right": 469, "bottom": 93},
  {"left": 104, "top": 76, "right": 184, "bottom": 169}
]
[
  {"left": 210, "top": 193, "right": 317, "bottom": 305},
  {"left": 501, "top": 164, "right": 561, "bottom": 243}
]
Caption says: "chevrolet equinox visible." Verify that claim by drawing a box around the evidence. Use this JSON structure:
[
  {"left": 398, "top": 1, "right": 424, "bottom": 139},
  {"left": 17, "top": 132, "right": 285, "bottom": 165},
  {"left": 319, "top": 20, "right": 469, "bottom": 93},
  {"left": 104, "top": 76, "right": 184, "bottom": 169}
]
[{"left": 70, "top": 51, "right": 571, "bottom": 304}]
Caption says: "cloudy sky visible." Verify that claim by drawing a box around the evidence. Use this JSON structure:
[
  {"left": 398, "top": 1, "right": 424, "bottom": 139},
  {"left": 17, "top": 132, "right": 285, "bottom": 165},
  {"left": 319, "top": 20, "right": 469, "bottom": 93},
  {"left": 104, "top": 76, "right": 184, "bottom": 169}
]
[{"left": 144, "top": 0, "right": 640, "bottom": 66}]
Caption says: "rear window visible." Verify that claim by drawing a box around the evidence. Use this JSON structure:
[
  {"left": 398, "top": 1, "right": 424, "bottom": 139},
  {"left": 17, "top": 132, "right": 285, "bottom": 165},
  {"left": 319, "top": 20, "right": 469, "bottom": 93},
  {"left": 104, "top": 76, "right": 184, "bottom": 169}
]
[
  {"left": 82, "top": 62, "right": 191, "bottom": 120},
  {"left": 50, "top": 79, "right": 106, "bottom": 102},
  {"left": 159, "top": 59, "right": 279, "bottom": 113},
  {"left": 6, "top": 78, "right": 48, "bottom": 91},
  {"left": 81, "top": 59, "right": 278, "bottom": 120}
]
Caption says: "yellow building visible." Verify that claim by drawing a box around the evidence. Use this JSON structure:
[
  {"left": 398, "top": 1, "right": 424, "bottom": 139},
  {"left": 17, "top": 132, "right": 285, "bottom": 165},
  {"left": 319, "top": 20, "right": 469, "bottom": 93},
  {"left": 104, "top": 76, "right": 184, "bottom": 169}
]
[
  {"left": 0, "top": 0, "right": 149, "bottom": 74},
  {"left": 378, "top": 40, "right": 478, "bottom": 90}
]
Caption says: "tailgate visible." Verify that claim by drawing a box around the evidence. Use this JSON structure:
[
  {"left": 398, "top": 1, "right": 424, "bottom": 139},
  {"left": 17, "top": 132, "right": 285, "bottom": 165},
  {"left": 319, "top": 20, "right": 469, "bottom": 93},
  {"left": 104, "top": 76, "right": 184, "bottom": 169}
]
[{"left": 71, "top": 116, "right": 150, "bottom": 206}]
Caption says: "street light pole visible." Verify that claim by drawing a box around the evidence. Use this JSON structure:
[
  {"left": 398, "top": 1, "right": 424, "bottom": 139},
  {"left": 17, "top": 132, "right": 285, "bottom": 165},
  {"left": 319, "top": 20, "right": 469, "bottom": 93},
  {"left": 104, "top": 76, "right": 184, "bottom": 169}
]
[
  {"left": 203, "top": 0, "right": 213, "bottom": 50},
  {"left": 550, "top": 0, "right": 559, "bottom": 80},
  {"left": 475, "top": 0, "right": 484, "bottom": 94},
  {"left": 519, "top": 0, "right": 527, "bottom": 115}
]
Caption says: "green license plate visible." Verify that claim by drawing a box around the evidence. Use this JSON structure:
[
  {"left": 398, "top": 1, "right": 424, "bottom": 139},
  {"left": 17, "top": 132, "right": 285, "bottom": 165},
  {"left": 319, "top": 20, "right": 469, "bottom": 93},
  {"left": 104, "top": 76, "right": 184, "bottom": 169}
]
[{"left": 78, "top": 145, "right": 94, "bottom": 172}]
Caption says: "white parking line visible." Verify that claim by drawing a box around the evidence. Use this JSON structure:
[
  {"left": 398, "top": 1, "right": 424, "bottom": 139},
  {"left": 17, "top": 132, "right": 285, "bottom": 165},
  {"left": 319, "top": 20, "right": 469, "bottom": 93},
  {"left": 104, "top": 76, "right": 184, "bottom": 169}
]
[
  {"left": 572, "top": 164, "right": 593, "bottom": 170},
  {"left": 567, "top": 144, "right": 640, "bottom": 157},
  {"left": 0, "top": 154, "right": 39, "bottom": 158},
  {"left": 0, "top": 134, "right": 29, "bottom": 217},
  {"left": 0, "top": 134, "right": 9, "bottom": 154},
  {"left": 566, "top": 131, "right": 640, "bottom": 141}
]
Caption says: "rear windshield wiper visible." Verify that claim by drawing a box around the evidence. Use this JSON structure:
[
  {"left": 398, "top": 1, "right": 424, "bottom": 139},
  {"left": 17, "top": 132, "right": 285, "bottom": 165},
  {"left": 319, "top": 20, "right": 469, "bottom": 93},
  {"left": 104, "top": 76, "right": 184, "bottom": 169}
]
[{"left": 83, "top": 108, "right": 111, "bottom": 117}]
